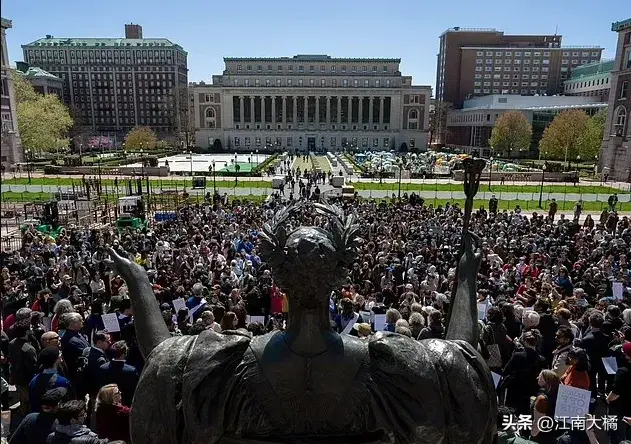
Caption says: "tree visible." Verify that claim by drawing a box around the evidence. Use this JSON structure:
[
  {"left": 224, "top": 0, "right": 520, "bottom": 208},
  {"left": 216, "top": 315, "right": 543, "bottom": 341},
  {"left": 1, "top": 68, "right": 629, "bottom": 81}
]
[
  {"left": 488, "top": 111, "right": 532, "bottom": 158},
  {"left": 539, "top": 110, "right": 591, "bottom": 162},
  {"left": 429, "top": 101, "right": 453, "bottom": 146},
  {"left": 125, "top": 126, "right": 157, "bottom": 150},
  {"left": 165, "top": 85, "right": 195, "bottom": 150},
  {"left": 212, "top": 138, "right": 223, "bottom": 151},
  {"left": 399, "top": 142, "right": 408, "bottom": 153},
  {"left": 578, "top": 108, "right": 607, "bottom": 161},
  {"left": 13, "top": 71, "right": 73, "bottom": 154},
  {"left": 88, "top": 135, "right": 113, "bottom": 150}
]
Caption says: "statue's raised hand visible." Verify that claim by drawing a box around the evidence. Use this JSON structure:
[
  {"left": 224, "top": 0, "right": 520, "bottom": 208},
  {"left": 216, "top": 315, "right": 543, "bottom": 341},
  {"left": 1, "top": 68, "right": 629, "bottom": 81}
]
[
  {"left": 106, "top": 247, "right": 151, "bottom": 289},
  {"left": 458, "top": 232, "right": 482, "bottom": 281},
  {"left": 106, "top": 247, "right": 170, "bottom": 358}
]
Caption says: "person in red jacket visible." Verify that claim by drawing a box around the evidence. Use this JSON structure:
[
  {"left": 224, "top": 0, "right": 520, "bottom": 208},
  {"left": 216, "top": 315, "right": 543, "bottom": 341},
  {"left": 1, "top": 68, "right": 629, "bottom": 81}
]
[{"left": 94, "top": 383, "right": 130, "bottom": 442}]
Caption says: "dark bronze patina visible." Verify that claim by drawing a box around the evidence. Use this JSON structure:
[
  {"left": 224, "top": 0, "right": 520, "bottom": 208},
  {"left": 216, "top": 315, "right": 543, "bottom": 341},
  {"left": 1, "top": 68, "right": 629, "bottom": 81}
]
[{"left": 109, "top": 189, "right": 496, "bottom": 443}]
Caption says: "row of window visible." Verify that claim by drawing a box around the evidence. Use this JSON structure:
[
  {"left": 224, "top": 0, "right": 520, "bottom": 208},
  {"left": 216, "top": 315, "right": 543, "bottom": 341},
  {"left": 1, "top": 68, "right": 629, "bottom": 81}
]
[
  {"left": 475, "top": 73, "right": 549, "bottom": 80},
  {"left": 472, "top": 88, "right": 547, "bottom": 95},
  {"left": 231, "top": 78, "right": 394, "bottom": 88},
  {"left": 233, "top": 135, "right": 394, "bottom": 148},
  {"left": 477, "top": 58, "right": 550, "bottom": 65},
  {"left": 475, "top": 80, "right": 547, "bottom": 87},
  {"left": 475, "top": 50, "right": 599, "bottom": 58},
  {"left": 234, "top": 64, "right": 391, "bottom": 74},
  {"left": 565, "top": 77, "right": 610, "bottom": 90},
  {"left": 475, "top": 66, "right": 550, "bottom": 73}
]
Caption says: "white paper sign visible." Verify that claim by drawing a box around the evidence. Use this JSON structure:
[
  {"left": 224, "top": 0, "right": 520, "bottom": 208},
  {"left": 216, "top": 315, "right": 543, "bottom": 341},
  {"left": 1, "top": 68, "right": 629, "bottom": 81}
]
[
  {"left": 612, "top": 282, "right": 623, "bottom": 300},
  {"left": 491, "top": 372, "right": 501, "bottom": 389},
  {"left": 477, "top": 301, "right": 489, "bottom": 321},
  {"left": 602, "top": 357, "right": 618, "bottom": 375},
  {"left": 373, "top": 314, "right": 387, "bottom": 332},
  {"left": 172, "top": 298, "right": 186, "bottom": 313},
  {"left": 246, "top": 315, "right": 266, "bottom": 325},
  {"left": 554, "top": 384, "right": 591, "bottom": 420},
  {"left": 101, "top": 313, "right": 120, "bottom": 333}
]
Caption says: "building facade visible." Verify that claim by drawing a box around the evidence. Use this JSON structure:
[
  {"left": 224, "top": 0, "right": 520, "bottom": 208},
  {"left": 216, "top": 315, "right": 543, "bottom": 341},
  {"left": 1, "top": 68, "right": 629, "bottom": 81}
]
[
  {"left": 191, "top": 55, "right": 430, "bottom": 152},
  {"left": 1, "top": 17, "right": 22, "bottom": 167},
  {"left": 436, "top": 28, "right": 603, "bottom": 108},
  {"left": 600, "top": 18, "right": 631, "bottom": 182},
  {"left": 563, "top": 59, "right": 613, "bottom": 102},
  {"left": 447, "top": 94, "right": 607, "bottom": 156},
  {"left": 16, "top": 62, "right": 63, "bottom": 97},
  {"left": 21, "top": 24, "right": 188, "bottom": 139}
]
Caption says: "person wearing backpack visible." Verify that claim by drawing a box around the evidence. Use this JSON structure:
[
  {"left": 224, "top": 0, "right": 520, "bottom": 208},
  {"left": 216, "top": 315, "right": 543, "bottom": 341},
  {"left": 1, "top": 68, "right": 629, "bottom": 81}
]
[{"left": 29, "top": 347, "right": 74, "bottom": 413}]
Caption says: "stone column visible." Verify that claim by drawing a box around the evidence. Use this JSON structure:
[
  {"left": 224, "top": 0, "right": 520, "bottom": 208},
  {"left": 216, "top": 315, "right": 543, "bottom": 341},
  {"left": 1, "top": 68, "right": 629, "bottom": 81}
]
[
  {"left": 369, "top": 96, "right": 374, "bottom": 124},
  {"left": 326, "top": 96, "right": 331, "bottom": 125},
  {"left": 347, "top": 97, "right": 352, "bottom": 124},
  {"left": 272, "top": 96, "right": 276, "bottom": 125},
  {"left": 250, "top": 96, "right": 255, "bottom": 123},
  {"left": 239, "top": 96, "right": 244, "bottom": 124},
  {"left": 358, "top": 96, "right": 363, "bottom": 124},
  {"left": 293, "top": 96, "right": 298, "bottom": 124},
  {"left": 315, "top": 97, "right": 320, "bottom": 124},
  {"left": 304, "top": 96, "right": 308, "bottom": 123},
  {"left": 282, "top": 96, "right": 287, "bottom": 124},
  {"left": 379, "top": 97, "right": 384, "bottom": 124},
  {"left": 337, "top": 96, "right": 342, "bottom": 124}
]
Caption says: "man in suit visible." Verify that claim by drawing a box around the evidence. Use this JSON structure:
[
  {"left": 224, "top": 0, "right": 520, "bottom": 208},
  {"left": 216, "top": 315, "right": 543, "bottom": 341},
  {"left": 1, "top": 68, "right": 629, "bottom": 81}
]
[
  {"left": 59, "top": 313, "right": 89, "bottom": 392},
  {"left": 99, "top": 340, "right": 139, "bottom": 407},
  {"left": 579, "top": 312, "right": 612, "bottom": 405}
]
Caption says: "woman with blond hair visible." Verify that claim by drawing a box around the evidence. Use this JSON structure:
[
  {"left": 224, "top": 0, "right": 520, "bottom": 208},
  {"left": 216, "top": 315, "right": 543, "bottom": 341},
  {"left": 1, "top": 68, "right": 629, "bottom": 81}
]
[
  {"left": 531, "top": 370, "right": 561, "bottom": 443},
  {"left": 94, "top": 383, "right": 131, "bottom": 442},
  {"left": 51, "top": 299, "right": 75, "bottom": 332}
]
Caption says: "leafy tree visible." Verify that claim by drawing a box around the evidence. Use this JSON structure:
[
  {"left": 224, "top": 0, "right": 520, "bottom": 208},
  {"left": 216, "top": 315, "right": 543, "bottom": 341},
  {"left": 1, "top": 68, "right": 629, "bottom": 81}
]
[
  {"left": 399, "top": 142, "right": 408, "bottom": 153},
  {"left": 88, "top": 135, "right": 113, "bottom": 150},
  {"left": 212, "top": 139, "right": 223, "bottom": 151},
  {"left": 578, "top": 108, "right": 607, "bottom": 161},
  {"left": 488, "top": 111, "right": 532, "bottom": 158},
  {"left": 539, "top": 110, "right": 590, "bottom": 162},
  {"left": 13, "top": 72, "right": 72, "bottom": 154},
  {"left": 156, "top": 140, "right": 169, "bottom": 150},
  {"left": 125, "top": 126, "right": 157, "bottom": 150}
]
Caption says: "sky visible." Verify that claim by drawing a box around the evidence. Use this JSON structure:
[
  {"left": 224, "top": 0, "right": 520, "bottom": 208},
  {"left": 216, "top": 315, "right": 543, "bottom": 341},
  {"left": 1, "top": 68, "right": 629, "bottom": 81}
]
[{"left": 2, "top": 0, "right": 627, "bottom": 92}]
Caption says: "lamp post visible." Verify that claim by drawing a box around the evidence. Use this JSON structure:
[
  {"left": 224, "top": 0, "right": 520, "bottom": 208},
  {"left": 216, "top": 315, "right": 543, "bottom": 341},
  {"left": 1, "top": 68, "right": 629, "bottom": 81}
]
[
  {"left": 255, "top": 149, "right": 259, "bottom": 167},
  {"left": 140, "top": 148, "right": 145, "bottom": 179},
  {"left": 79, "top": 143, "right": 83, "bottom": 166},
  {"left": 234, "top": 152, "right": 239, "bottom": 186},
  {"left": 397, "top": 157, "right": 405, "bottom": 201},
  {"left": 576, "top": 155, "right": 581, "bottom": 172},
  {"left": 488, "top": 156, "right": 493, "bottom": 191},
  {"left": 212, "top": 160, "right": 216, "bottom": 192},
  {"left": 189, "top": 150, "right": 193, "bottom": 177},
  {"left": 538, "top": 164, "right": 547, "bottom": 209},
  {"left": 25, "top": 149, "right": 31, "bottom": 184}
]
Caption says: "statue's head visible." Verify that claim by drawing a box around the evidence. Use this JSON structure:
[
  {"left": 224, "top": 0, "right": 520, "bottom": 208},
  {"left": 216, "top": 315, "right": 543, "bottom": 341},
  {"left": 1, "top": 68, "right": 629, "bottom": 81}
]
[{"left": 258, "top": 202, "right": 361, "bottom": 308}]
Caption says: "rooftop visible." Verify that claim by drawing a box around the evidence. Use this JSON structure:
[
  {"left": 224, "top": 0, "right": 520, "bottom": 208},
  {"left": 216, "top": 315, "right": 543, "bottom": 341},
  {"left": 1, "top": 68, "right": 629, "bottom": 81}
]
[
  {"left": 461, "top": 94, "right": 604, "bottom": 111},
  {"left": 15, "top": 65, "right": 60, "bottom": 80},
  {"left": 223, "top": 55, "right": 401, "bottom": 63},
  {"left": 23, "top": 36, "right": 186, "bottom": 53},
  {"left": 440, "top": 27, "right": 499, "bottom": 37},
  {"left": 612, "top": 18, "right": 631, "bottom": 32},
  {"left": 566, "top": 59, "right": 614, "bottom": 80}
]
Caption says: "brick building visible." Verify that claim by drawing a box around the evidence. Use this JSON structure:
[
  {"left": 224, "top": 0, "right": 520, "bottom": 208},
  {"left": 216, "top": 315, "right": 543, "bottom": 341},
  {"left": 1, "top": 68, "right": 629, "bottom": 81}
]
[
  {"left": 21, "top": 24, "right": 188, "bottom": 140},
  {"left": 1, "top": 17, "right": 22, "bottom": 168},
  {"left": 600, "top": 18, "right": 631, "bottom": 182},
  {"left": 436, "top": 28, "right": 603, "bottom": 108}
]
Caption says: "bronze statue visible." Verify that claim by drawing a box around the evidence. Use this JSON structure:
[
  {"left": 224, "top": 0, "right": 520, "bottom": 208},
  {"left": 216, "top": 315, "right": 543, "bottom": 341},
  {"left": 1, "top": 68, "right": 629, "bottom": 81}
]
[{"left": 109, "top": 193, "right": 496, "bottom": 443}]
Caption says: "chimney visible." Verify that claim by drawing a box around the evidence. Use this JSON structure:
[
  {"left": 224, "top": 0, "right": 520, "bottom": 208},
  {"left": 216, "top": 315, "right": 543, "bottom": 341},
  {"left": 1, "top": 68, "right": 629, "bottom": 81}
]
[
  {"left": 16, "top": 61, "right": 29, "bottom": 73},
  {"left": 125, "top": 23, "right": 143, "bottom": 39}
]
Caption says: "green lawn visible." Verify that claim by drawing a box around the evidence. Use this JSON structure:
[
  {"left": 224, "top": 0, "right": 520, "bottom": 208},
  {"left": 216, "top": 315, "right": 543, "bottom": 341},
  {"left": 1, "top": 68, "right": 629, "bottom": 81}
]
[
  {"left": 351, "top": 181, "right": 628, "bottom": 194},
  {"left": 4, "top": 177, "right": 627, "bottom": 195},
  {"left": 1, "top": 177, "right": 273, "bottom": 189}
]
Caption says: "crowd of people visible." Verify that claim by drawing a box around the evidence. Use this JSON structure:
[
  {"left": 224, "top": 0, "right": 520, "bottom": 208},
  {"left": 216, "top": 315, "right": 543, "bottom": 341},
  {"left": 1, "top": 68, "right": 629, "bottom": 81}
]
[{"left": 1, "top": 190, "right": 631, "bottom": 444}]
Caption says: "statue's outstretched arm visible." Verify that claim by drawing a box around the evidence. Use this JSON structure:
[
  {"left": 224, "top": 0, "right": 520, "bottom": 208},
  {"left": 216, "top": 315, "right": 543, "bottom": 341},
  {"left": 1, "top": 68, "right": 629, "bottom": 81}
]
[
  {"left": 108, "top": 247, "right": 170, "bottom": 358},
  {"left": 445, "top": 232, "right": 482, "bottom": 347}
]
